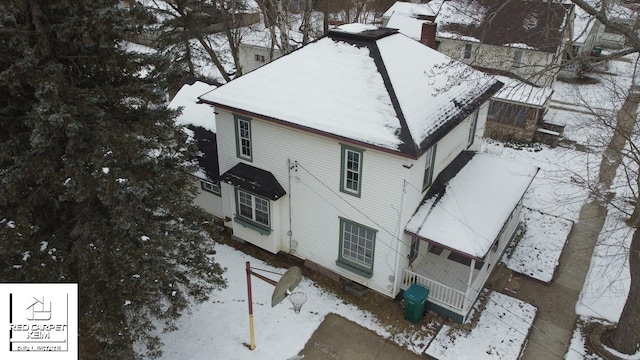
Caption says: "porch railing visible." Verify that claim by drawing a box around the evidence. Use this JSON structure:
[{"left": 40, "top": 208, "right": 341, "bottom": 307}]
[{"left": 401, "top": 269, "right": 466, "bottom": 310}]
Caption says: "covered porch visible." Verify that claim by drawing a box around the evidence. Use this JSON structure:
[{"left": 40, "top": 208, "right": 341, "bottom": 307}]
[
  {"left": 400, "top": 243, "right": 484, "bottom": 313},
  {"left": 402, "top": 152, "right": 538, "bottom": 321}
]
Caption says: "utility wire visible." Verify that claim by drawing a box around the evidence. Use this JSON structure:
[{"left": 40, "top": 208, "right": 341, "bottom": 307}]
[{"left": 292, "top": 161, "right": 590, "bottom": 359}]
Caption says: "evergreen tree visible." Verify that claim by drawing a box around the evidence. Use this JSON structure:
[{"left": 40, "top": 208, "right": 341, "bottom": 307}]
[{"left": 0, "top": 1, "right": 226, "bottom": 358}]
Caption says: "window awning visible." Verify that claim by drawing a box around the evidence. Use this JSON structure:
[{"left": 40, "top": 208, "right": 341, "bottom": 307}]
[
  {"left": 405, "top": 151, "right": 538, "bottom": 259},
  {"left": 220, "top": 163, "right": 286, "bottom": 200}
]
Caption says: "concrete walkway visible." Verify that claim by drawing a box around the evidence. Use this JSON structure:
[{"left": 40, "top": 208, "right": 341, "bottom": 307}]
[
  {"left": 299, "top": 313, "right": 430, "bottom": 360},
  {"left": 489, "top": 201, "right": 606, "bottom": 359}
]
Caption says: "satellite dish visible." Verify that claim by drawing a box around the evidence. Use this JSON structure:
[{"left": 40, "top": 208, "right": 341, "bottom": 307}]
[{"left": 271, "top": 266, "right": 302, "bottom": 307}]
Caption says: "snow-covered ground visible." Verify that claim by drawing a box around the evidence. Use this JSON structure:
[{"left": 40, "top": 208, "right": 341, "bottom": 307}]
[
  {"left": 504, "top": 207, "right": 573, "bottom": 283},
  {"left": 426, "top": 292, "right": 536, "bottom": 360},
  {"left": 152, "top": 242, "right": 537, "bottom": 360}
]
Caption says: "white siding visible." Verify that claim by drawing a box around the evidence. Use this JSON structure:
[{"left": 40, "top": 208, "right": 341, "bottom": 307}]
[
  {"left": 216, "top": 102, "right": 493, "bottom": 297},
  {"left": 192, "top": 178, "right": 224, "bottom": 218},
  {"left": 238, "top": 44, "right": 285, "bottom": 74},
  {"left": 437, "top": 39, "right": 560, "bottom": 87}
]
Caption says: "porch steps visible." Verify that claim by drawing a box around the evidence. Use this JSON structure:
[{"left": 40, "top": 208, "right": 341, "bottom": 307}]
[{"left": 534, "top": 121, "right": 565, "bottom": 147}]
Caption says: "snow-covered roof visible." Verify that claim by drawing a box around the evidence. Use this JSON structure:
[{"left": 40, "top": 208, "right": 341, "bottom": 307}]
[
  {"left": 169, "top": 80, "right": 217, "bottom": 133},
  {"left": 492, "top": 76, "right": 553, "bottom": 107},
  {"left": 383, "top": 1, "right": 445, "bottom": 19},
  {"left": 201, "top": 24, "right": 500, "bottom": 158},
  {"left": 405, "top": 152, "right": 538, "bottom": 259}
]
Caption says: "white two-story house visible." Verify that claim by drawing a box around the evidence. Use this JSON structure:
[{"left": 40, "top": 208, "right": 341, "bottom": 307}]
[{"left": 199, "top": 24, "right": 537, "bottom": 322}]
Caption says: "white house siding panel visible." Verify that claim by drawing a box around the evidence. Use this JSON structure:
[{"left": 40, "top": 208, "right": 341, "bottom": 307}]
[
  {"left": 437, "top": 39, "right": 558, "bottom": 87},
  {"left": 469, "top": 102, "right": 489, "bottom": 152},
  {"left": 216, "top": 109, "right": 409, "bottom": 297},
  {"left": 238, "top": 44, "right": 284, "bottom": 74},
  {"left": 192, "top": 178, "right": 224, "bottom": 218}
]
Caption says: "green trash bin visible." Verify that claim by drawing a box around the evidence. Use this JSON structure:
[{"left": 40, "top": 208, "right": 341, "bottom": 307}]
[{"left": 403, "top": 284, "right": 429, "bottom": 324}]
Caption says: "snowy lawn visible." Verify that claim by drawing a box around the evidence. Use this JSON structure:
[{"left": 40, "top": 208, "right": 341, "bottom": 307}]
[
  {"left": 151, "top": 242, "right": 416, "bottom": 360},
  {"left": 150, "top": 242, "right": 538, "bottom": 360},
  {"left": 576, "top": 207, "right": 633, "bottom": 323},
  {"left": 503, "top": 207, "right": 573, "bottom": 283},
  {"left": 482, "top": 141, "right": 598, "bottom": 223},
  {"left": 425, "top": 291, "right": 536, "bottom": 360}
]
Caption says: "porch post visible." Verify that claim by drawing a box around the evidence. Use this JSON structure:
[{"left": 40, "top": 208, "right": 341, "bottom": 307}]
[{"left": 467, "top": 259, "right": 475, "bottom": 296}]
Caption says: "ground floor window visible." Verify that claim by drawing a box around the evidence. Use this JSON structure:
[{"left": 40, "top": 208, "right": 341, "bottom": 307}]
[
  {"left": 236, "top": 189, "right": 270, "bottom": 229},
  {"left": 336, "top": 218, "right": 376, "bottom": 278},
  {"left": 488, "top": 101, "right": 528, "bottom": 128},
  {"left": 200, "top": 180, "right": 221, "bottom": 196}
]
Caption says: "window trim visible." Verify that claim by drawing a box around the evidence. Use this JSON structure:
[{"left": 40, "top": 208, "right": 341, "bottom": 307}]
[
  {"left": 463, "top": 43, "right": 473, "bottom": 60},
  {"left": 336, "top": 217, "right": 376, "bottom": 278},
  {"left": 422, "top": 144, "right": 437, "bottom": 191},
  {"left": 339, "top": 144, "right": 364, "bottom": 197},
  {"left": 467, "top": 110, "right": 479, "bottom": 148},
  {"left": 513, "top": 49, "right": 523, "bottom": 67},
  {"left": 200, "top": 179, "right": 221, "bottom": 196},
  {"left": 234, "top": 115, "right": 253, "bottom": 162},
  {"left": 234, "top": 189, "right": 271, "bottom": 235}
]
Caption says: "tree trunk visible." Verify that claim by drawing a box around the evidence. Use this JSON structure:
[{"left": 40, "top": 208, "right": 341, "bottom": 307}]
[
  {"left": 301, "top": 0, "right": 312, "bottom": 45},
  {"left": 609, "top": 226, "right": 640, "bottom": 355}
]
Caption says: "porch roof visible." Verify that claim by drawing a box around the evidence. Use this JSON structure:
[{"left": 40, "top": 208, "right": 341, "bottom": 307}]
[
  {"left": 405, "top": 152, "right": 538, "bottom": 259},
  {"left": 491, "top": 76, "right": 553, "bottom": 108}
]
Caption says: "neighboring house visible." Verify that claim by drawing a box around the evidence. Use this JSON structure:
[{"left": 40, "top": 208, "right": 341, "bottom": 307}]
[
  {"left": 384, "top": 0, "right": 570, "bottom": 144},
  {"left": 384, "top": 0, "right": 573, "bottom": 88},
  {"left": 199, "top": 24, "right": 538, "bottom": 323},
  {"left": 559, "top": 0, "right": 605, "bottom": 78},
  {"left": 168, "top": 79, "right": 223, "bottom": 218},
  {"left": 598, "top": 0, "right": 639, "bottom": 49},
  {"left": 238, "top": 26, "right": 303, "bottom": 73},
  {"left": 485, "top": 75, "right": 558, "bottom": 143}
]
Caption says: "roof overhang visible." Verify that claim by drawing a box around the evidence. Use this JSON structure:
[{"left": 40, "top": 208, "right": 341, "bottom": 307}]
[{"left": 220, "top": 163, "right": 286, "bottom": 200}]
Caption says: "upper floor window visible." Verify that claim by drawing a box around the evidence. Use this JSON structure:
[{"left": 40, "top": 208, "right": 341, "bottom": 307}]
[
  {"left": 255, "top": 54, "right": 266, "bottom": 62},
  {"left": 513, "top": 49, "right": 523, "bottom": 67},
  {"left": 467, "top": 110, "right": 479, "bottom": 147},
  {"left": 422, "top": 145, "right": 437, "bottom": 191},
  {"left": 463, "top": 43, "right": 473, "bottom": 60},
  {"left": 340, "top": 144, "right": 363, "bottom": 197},
  {"left": 234, "top": 115, "right": 252, "bottom": 161}
]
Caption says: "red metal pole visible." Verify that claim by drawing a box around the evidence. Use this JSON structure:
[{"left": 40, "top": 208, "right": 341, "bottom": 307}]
[{"left": 246, "top": 261, "right": 256, "bottom": 350}]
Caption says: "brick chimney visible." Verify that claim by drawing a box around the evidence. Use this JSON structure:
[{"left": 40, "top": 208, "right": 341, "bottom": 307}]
[{"left": 420, "top": 22, "right": 437, "bottom": 49}]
